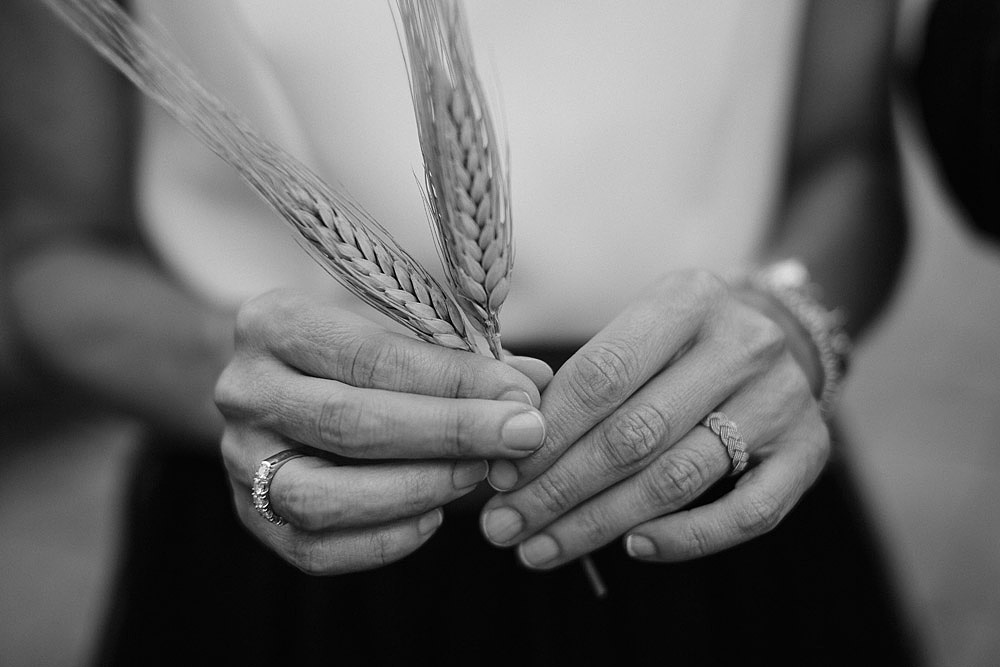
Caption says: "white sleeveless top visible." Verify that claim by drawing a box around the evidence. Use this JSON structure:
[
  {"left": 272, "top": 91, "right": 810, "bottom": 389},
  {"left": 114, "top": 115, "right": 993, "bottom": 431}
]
[{"left": 136, "top": 0, "right": 802, "bottom": 345}]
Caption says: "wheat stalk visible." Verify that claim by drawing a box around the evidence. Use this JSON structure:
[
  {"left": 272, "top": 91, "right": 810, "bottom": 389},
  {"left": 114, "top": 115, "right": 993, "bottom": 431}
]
[
  {"left": 40, "top": 0, "right": 482, "bottom": 353},
  {"left": 397, "top": 0, "right": 512, "bottom": 359}
]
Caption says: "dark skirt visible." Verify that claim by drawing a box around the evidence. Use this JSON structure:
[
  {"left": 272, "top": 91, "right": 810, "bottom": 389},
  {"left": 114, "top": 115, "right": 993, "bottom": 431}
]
[{"left": 96, "top": 346, "right": 922, "bottom": 666}]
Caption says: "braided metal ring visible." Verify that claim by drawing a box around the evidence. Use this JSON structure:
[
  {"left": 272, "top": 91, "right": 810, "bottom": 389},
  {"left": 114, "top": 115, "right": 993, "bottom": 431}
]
[
  {"left": 700, "top": 412, "right": 749, "bottom": 476},
  {"left": 251, "top": 448, "right": 310, "bottom": 525}
]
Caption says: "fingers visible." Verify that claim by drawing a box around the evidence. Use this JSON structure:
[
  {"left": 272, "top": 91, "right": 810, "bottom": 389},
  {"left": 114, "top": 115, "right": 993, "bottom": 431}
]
[
  {"left": 503, "top": 353, "right": 554, "bottom": 392},
  {"left": 234, "top": 485, "right": 445, "bottom": 575},
  {"left": 479, "top": 340, "right": 750, "bottom": 544},
  {"left": 512, "top": 430, "right": 732, "bottom": 569},
  {"left": 234, "top": 289, "right": 541, "bottom": 404},
  {"left": 482, "top": 416, "right": 741, "bottom": 568},
  {"left": 486, "top": 273, "right": 726, "bottom": 491},
  {"left": 220, "top": 366, "right": 545, "bottom": 466},
  {"left": 483, "top": 356, "right": 827, "bottom": 569},
  {"left": 224, "top": 432, "right": 483, "bottom": 576},
  {"left": 624, "top": 434, "right": 826, "bottom": 561},
  {"left": 221, "top": 289, "right": 551, "bottom": 577},
  {"left": 246, "top": 456, "right": 488, "bottom": 532},
  {"left": 482, "top": 285, "right": 791, "bottom": 522},
  {"left": 219, "top": 293, "right": 551, "bottom": 469}
]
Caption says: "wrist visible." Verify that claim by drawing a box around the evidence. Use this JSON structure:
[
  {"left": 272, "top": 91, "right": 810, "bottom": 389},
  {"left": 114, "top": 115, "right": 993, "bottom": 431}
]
[{"left": 736, "top": 260, "right": 852, "bottom": 416}]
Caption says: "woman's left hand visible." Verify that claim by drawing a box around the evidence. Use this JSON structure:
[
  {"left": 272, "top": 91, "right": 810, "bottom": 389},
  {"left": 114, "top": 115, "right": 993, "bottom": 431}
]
[{"left": 479, "top": 269, "right": 831, "bottom": 568}]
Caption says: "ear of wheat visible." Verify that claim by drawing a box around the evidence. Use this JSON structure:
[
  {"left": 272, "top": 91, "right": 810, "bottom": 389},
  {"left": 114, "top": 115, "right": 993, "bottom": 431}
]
[
  {"left": 40, "top": 0, "right": 483, "bottom": 353},
  {"left": 44, "top": 0, "right": 605, "bottom": 598},
  {"left": 397, "top": 0, "right": 512, "bottom": 360},
  {"left": 397, "top": 1, "right": 604, "bottom": 597}
]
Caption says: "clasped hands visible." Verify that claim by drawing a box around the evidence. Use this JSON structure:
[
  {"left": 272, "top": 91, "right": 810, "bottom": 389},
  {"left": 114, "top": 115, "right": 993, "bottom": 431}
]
[{"left": 216, "top": 270, "right": 830, "bottom": 575}]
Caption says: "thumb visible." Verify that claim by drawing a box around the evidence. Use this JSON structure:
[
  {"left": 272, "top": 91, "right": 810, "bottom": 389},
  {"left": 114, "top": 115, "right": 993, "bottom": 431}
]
[{"left": 502, "top": 353, "right": 554, "bottom": 393}]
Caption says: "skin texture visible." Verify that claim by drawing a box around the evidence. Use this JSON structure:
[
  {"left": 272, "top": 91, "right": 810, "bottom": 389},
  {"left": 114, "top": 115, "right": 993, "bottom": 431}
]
[
  {"left": 215, "top": 291, "right": 552, "bottom": 572},
  {"left": 0, "top": 0, "right": 903, "bottom": 572},
  {"left": 481, "top": 271, "right": 827, "bottom": 567},
  {"left": 480, "top": 0, "right": 905, "bottom": 568}
]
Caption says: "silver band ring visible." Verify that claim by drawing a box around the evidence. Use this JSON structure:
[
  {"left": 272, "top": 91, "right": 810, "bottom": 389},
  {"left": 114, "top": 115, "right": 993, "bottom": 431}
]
[
  {"left": 252, "top": 448, "right": 310, "bottom": 525},
  {"left": 700, "top": 412, "right": 749, "bottom": 476}
]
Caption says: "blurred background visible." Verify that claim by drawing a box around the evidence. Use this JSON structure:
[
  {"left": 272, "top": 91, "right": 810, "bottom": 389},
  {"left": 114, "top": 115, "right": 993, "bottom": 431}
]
[{"left": 2, "top": 1, "right": 999, "bottom": 665}]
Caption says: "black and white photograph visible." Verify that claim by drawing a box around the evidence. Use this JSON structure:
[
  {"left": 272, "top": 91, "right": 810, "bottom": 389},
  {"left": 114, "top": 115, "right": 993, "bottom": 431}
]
[{"left": 1, "top": 1, "right": 998, "bottom": 665}]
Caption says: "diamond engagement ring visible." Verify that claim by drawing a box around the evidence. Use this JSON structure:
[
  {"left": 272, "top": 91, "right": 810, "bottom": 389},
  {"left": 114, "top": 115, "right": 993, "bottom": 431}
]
[
  {"left": 700, "top": 412, "right": 749, "bottom": 476},
  {"left": 252, "top": 449, "right": 310, "bottom": 525}
]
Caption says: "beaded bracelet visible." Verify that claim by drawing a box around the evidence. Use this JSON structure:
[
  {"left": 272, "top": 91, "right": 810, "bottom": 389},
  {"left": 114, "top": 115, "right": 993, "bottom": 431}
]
[{"left": 745, "top": 259, "right": 852, "bottom": 416}]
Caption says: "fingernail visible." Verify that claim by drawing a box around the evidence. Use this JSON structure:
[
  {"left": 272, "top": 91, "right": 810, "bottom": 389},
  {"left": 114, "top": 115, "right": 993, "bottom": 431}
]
[
  {"left": 452, "top": 460, "right": 488, "bottom": 489},
  {"left": 480, "top": 507, "right": 523, "bottom": 544},
  {"left": 418, "top": 509, "right": 443, "bottom": 536},
  {"left": 519, "top": 534, "right": 559, "bottom": 568},
  {"left": 626, "top": 534, "right": 656, "bottom": 558},
  {"left": 498, "top": 389, "right": 534, "bottom": 406},
  {"left": 501, "top": 411, "right": 546, "bottom": 451},
  {"left": 487, "top": 460, "right": 518, "bottom": 491}
]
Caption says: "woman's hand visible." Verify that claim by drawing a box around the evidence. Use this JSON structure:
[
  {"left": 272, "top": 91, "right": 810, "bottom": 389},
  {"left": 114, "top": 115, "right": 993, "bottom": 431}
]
[
  {"left": 479, "top": 270, "right": 830, "bottom": 568},
  {"left": 215, "top": 289, "right": 551, "bottom": 575}
]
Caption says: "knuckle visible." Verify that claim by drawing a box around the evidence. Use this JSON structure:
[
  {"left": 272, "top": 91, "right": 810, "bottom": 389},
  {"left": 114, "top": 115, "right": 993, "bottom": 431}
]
[
  {"left": 440, "top": 405, "right": 472, "bottom": 457},
  {"left": 569, "top": 341, "right": 640, "bottom": 411},
  {"left": 234, "top": 290, "right": 289, "bottom": 342},
  {"left": 441, "top": 352, "right": 524, "bottom": 400},
  {"left": 756, "top": 316, "right": 788, "bottom": 358},
  {"left": 647, "top": 448, "right": 711, "bottom": 508},
  {"left": 679, "top": 521, "right": 713, "bottom": 559},
  {"left": 757, "top": 360, "right": 815, "bottom": 427},
  {"left": 345, "top": 333, "right": 402, "bottom": 389},
  {"left": 398, "top": 469, "right": 436, "bottom": 515},
  {"left": 600, "top": 403, "right": 670, "bottom": 472},
  {"left": 272, "top": 480, "right": 308, "bottom": 526},
  {"left": 741, "top": 313, "right": 787, "bottom": 363},
  {"left": 287, "top": 539, "right": 332, "bottom": 576},
  {"left": 770, "top": 361, "right": 822, "bottom": 429},
  {"left": 575, "top": 507, "right": 611, "bottom": 551},
  {"left": 735, "top": 491, "right": 784, "bottom": 537},
  {"left": 233, "top": 299, "right": 264, "bottom": 343},
  {"left": 212, "top": 365, "right": 244, "bottom": 416},
  {"left": 428, "top": 351, "right": 475, "bottom": 398},
  {"left": 530, "top": 472, "right": 578, "bottom": 516},
  {"left": 274, "top": 478, "right": 341, "bottom": 532},
  {"left": 315, "top": 388, "right": 363, "bottom": 454},
  {"left": 683, "top": 268, "right": 727, "bottom": 302},
  {"left": 366, "top": 529, "right": 399, "bottom": 568}
]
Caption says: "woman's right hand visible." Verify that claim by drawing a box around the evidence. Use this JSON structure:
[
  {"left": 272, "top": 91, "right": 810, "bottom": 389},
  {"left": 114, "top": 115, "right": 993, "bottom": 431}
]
[{"left": 214, "top": 289, "right": 549, "bottom": 575}]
